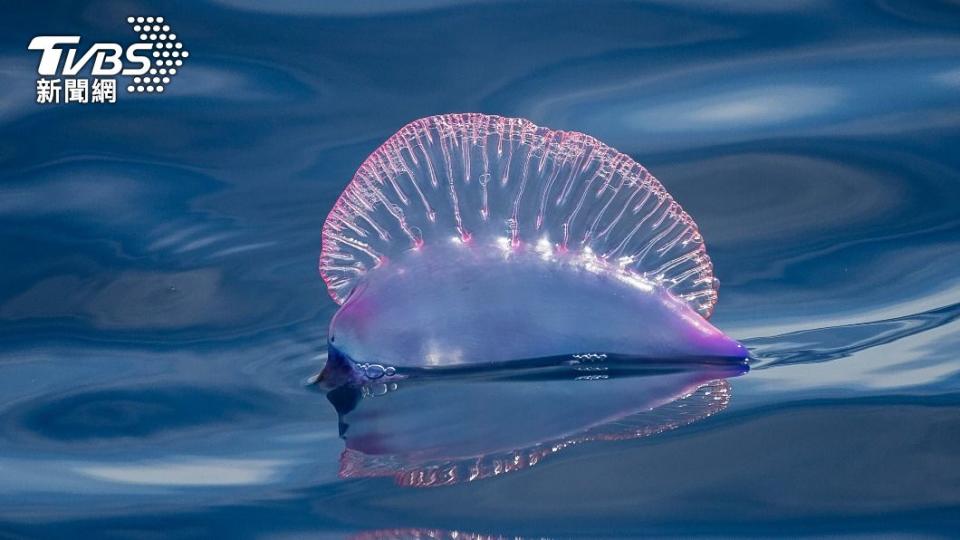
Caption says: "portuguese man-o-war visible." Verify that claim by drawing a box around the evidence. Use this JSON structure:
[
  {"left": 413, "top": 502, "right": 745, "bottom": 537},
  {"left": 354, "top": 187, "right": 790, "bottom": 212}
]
[{"left": 317, "top": 113, "right": 747, "bottom": 382}]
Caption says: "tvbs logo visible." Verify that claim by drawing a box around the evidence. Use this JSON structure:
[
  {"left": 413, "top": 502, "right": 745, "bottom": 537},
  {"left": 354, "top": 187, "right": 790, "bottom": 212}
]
[
  {"left": 28, "top": 16, "right": 188, "bottom": 104},
  {"left": 29, "top": 36, "right": 152, "bottom": 77}
]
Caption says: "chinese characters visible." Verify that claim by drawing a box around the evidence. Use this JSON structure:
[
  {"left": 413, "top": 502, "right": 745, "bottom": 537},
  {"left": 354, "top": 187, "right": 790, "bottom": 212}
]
[{"left": 36, "top": 78, "right": 117, "bottom": 104}]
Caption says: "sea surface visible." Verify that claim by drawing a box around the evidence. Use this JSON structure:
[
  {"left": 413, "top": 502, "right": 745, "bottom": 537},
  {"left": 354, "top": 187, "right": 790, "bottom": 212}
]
[{"left": 1, "top": 1, "right": 959, "bottom": 538}]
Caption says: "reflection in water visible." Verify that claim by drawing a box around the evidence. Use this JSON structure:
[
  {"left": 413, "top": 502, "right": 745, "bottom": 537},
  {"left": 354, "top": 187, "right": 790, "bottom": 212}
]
[
  {"left": 323, "top": 362, "right": 745, "bottom": 487},
  {"left": 351, "top": 529, "right": 541, "bottom": 540}
]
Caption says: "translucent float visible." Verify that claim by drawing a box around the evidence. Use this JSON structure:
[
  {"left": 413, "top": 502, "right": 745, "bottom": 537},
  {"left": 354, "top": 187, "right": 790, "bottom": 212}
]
[{"left": 318, "top": 113, "right": 747, "bottom": 378}]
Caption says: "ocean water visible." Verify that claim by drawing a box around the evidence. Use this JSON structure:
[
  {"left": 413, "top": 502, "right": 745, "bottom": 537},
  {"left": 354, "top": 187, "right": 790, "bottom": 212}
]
[{"left": 2, "top": 1, "right": 960, "bottom": 538}]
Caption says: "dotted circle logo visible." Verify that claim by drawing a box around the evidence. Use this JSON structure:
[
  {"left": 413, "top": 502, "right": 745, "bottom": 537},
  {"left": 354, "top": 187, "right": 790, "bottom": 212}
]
[{"left": 125, "top": 16, "right": 188, "bottom": 94}]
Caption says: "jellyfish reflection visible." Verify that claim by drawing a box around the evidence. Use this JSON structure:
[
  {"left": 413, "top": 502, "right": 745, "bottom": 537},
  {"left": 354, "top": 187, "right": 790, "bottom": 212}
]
[{"left": 323, "top": 360, "right": 746, "bottom": 487}]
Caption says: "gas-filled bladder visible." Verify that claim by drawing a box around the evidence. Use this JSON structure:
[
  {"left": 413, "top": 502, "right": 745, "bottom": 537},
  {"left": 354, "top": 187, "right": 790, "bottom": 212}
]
[
  {"left": 314, "top": 113, "right": 749, "bottom": 486},
  {"left": 317, "top": 113, "right": 747, "bottom": 380}
]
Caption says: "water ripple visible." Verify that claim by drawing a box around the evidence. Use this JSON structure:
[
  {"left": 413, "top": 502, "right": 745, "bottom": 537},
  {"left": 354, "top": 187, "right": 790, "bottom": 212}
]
[{"left": 746, "top": 302, "right": 960, "bottom": 369}]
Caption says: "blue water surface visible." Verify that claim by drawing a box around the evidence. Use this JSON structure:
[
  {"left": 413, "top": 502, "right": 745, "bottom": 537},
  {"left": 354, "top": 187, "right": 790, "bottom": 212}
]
[{"left": 1, "top": 1, "right": 960, "bottom": 537}]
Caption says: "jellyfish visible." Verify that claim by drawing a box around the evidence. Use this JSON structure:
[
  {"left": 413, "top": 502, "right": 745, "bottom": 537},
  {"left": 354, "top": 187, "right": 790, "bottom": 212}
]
[
  {"left": 318, "top": 113, "right": 746, "bottom": 381},
  {"left": 327, "top": 362, "right": 746, "bottom": 487}
]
